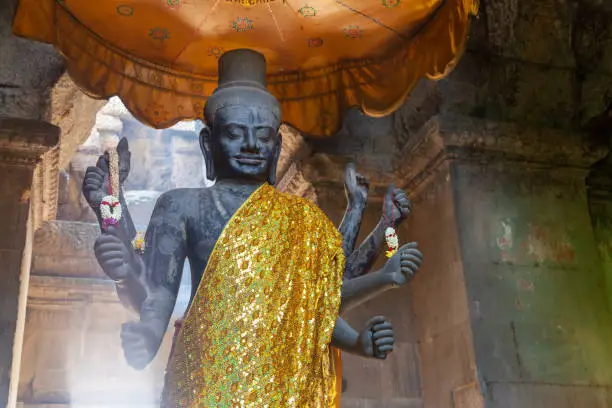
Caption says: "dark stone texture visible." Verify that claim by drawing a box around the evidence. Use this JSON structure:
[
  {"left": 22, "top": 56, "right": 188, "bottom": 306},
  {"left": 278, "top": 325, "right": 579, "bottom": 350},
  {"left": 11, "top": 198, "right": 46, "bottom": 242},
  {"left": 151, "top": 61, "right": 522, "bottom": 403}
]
[{"left": 0, "top": 0, "right": 65, "bottom": 120}]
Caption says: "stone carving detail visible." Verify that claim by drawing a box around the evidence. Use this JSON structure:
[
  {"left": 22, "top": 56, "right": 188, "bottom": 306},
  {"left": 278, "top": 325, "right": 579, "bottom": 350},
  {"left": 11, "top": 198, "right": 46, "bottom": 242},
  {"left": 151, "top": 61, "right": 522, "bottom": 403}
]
[{"left": 395, "top": 113, "right": 607, "bottom": 196}]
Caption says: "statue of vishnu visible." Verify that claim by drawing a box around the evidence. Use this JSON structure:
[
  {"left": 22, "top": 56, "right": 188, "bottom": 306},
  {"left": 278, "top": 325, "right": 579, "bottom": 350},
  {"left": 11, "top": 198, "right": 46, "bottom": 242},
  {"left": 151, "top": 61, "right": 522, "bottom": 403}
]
[{"left": 82, "top": 49, "right": 422, "bottom": 407}]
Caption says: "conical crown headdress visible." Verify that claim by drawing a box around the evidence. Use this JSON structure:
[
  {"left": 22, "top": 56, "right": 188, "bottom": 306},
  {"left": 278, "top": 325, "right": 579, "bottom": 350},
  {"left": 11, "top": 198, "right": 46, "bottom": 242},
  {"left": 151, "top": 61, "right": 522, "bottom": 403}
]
[{"left": 204, "top": 49, "right": 281, "bottom": 124}]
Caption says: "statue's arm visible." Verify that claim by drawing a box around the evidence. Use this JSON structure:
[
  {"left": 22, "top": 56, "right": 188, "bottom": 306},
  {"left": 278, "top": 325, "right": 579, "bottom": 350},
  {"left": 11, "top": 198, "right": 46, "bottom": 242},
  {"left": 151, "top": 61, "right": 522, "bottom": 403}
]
[
  {"left": 338, "top": 200, "right": 367, "bottom": 258},
  {"left": 118, "top": 193, "right": 188, "bottom": 369},
  {"left": 93, "top": 192, "right": 187, "bottom": 318},
  {"left": 338, "top": 163, "right": 369, "bottom": 259},
  {"left": 340, "top": 242, "right": 422, "bottom": 312},
  {"left": 341, "top": 260, "right": 396, "bottom": 311},
  {"left": 344, "top": 220, "right": 385, "bottom": 280},
  {"left": 137, "top": 193, "right": 187, "bottom": 337}
]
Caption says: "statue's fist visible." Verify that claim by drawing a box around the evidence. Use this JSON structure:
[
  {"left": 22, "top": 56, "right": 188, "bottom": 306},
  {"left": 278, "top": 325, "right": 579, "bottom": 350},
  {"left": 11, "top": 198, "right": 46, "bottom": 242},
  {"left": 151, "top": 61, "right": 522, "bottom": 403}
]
[
  {"left": 121, "top": 321, "right": 158, "bottom": 370},
  {"left": 384, "top": 242, "right": 423, "bottom": 287},
  {"left": 344, "top": 163, "right": 369, "bottom": 207},
  {"left": 82, "top": 138, "right": 131, "bottom": 209},
  {"left": 358, "top": 316, "right": 395, "bottom": 359},
  {"left": 83, "top": 156, "right": 108, "bottom": 209},
  {"left": 93, "top": 227, "right": 132, "bottom": 281},
  {"left": 383, "top": 185, "right": 412, "bottom": 226}
]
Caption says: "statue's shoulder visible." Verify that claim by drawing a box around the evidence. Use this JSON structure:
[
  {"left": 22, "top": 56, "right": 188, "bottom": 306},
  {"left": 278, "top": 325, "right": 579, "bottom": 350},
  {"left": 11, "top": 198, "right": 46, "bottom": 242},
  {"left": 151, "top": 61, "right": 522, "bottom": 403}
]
[
  {"left": 276, "top": 189, "right": 340, "bottom": 239},
  {"left": 153, "top": 188, "right": 208, "bottom": 216}
]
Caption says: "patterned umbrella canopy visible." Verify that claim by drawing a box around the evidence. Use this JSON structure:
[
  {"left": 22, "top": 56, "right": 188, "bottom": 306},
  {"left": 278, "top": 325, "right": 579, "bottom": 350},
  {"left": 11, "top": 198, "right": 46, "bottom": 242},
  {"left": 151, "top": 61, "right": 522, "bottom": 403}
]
[{"left": 13, "top": 0, "right": 477, "bottom": 136}]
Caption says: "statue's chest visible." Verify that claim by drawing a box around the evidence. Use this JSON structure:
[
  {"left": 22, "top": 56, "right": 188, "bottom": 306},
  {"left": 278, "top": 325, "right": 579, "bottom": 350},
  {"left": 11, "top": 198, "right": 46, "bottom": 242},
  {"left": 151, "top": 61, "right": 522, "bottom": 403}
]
[{"left": 191, "top": 188, "right": 252, "bottom": 263}]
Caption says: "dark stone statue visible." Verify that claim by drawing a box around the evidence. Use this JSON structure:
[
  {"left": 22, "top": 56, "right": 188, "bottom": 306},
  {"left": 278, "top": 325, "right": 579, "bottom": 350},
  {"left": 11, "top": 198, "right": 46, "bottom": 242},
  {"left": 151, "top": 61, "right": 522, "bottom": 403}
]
[{"left": 82, "top": 49, "right": 422, "bottom": 373}]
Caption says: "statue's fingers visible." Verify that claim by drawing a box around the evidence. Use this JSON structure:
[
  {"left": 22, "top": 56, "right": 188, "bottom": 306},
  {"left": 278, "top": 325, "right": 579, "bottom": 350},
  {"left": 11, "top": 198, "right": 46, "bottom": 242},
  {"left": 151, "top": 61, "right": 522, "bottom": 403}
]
[
  {"left": 372, "top": 321, "right": 393, "bottom": 332},
  {"left": 393, "top": 190, "right": 408, "bottom": 202},
  {"left": 356, "top": 173, "right": 369, "bottom": 186},
  {"left": 376, "top": 344, "right": 394, "bottom": 353},
  {"left": 96, "top": 155, "right": 110, "bottom": 174},
  {"left": 374, "top": 337, "right": 395, "bottom": 347},
  {"left": 401, "top": 251, "right": 423, "bottom": 264},
  {"left": 96, "top": 246, "right": 126, "bottom": 258},
  {"left": 121, "top": 325, "right": 142, "bottom": 339},
  {"left": 96, "top": 237, "right": 124, "bottom": 248},
  {"left": 127, "top": 352, "right": 150, "bottom": 366},
  {"left": 400, "top": 259, "right": 419, "bottom": 271},
  {"left": 401, "top": 253, "right": 422, "bottom": 263},
  {"left": 398, "top": 242, "right": 418, "bottom": 252},
  {"left": 83, "top": 177, "right": 104, "bottom": 189},
  {"left": 344, "top": 163, "right": 356, "bottom": 185},
  {"left": 94, "top": 241, "right": 123, "bottom": 255},
  {"left": 401, "top": 265, "right": 419, "bottom": 278},
  {"left": 85, "top": 166, "right": 106, "bottom": 178},
  {"left": 372, "top": 329, "right": 394, "bottom": 340},
  {"left": 96, "top": 248, "right": 123, "bottom": 262},
  {"left": 365, "top": 316, "right": 387, "bottom": 329},
  {"left": 122, "top": 334, "right": 145, "bottom": 347},
  {"left": 96, "top": 252, "right": 125, "bottom": 265}
]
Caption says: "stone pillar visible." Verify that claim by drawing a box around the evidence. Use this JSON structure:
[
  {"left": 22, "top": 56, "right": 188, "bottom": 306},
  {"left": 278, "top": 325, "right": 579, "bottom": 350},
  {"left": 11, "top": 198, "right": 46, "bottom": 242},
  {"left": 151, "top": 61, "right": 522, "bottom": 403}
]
[
  {"left": 400, "top": 114, "right": 612, "bottom": 407},
  {"left": 586, "top": 149, "right": 612, "bottom": 314},
  {"left": 0, "top": 118, "right": 58, "bottom": 408}
]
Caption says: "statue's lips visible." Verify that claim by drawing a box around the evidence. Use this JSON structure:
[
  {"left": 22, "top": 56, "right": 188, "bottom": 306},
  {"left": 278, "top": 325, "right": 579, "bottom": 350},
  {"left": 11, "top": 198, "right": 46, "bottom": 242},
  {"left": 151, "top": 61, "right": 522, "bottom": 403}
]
[{"left": 234, "top": 155, "right": 265, "bottom": 165}]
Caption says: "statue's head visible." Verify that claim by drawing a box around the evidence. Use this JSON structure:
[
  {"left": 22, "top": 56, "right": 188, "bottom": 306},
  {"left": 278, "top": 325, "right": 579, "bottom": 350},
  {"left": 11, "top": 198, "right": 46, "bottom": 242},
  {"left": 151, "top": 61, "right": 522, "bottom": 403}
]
[{"left": 200, "top": 49, "right": 282, "bottom": 185}]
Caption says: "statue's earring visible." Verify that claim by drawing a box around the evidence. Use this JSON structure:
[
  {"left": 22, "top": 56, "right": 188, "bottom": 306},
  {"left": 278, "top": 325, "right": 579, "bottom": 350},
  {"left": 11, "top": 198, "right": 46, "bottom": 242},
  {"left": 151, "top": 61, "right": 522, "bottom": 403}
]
[
  {"left": 267, "top": 133, "right": 282, "bottom": 185},
  {"left": 199, "top": 127, "right": 216, "bottom": 181}
]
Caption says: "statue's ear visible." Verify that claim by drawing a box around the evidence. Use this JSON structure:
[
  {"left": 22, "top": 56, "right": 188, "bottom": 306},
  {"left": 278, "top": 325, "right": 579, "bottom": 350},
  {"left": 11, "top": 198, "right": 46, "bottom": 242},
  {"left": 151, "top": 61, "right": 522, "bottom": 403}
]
[
  {"left": 267, "top": 132, "right": 282, "bottom": 185},
  {"left": 200, "top": 127, "right": 216, "bottom": 182}
]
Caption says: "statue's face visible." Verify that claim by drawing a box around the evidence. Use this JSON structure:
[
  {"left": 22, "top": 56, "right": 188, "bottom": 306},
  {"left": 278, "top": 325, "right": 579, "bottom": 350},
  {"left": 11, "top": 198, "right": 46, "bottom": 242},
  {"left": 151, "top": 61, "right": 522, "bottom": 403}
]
[{"left": 210, "top": 105, "right": 280, "bottom": 179}]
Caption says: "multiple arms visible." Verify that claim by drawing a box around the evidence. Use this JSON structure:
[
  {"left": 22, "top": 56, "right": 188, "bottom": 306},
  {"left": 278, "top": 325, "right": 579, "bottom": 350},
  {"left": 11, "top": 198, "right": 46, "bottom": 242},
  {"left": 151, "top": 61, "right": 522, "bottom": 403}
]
[
  {"left": 83, "top": 141, "right": 422, "bottom": 367},
  {"left": 343, "top": 184, "right": 413, "bottom": 280}
]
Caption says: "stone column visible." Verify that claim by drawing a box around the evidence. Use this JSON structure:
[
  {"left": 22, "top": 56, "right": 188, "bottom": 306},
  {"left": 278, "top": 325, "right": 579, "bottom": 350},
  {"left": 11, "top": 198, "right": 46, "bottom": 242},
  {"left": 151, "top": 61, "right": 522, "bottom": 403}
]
[
  {"left": 400, "top": 113, "right": 612, "bottom": 407},
  {"left": 0, "top": 118, "right": 58, "bottom": 408},
  {"left": 586, "top": 150, "right": 612, "bottom": 313}
]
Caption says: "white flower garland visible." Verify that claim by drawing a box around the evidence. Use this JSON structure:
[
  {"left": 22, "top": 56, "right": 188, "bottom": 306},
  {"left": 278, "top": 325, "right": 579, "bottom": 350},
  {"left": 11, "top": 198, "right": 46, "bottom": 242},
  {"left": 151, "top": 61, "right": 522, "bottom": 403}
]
[
  {"left": 100, "top": 148, "right": 122, "bottom": 229},
  {"left": 385, "top": 227, "right": 399, "bottom": 258},
  {"left": 100, "top": 195, "right": 122, "bottom": 227}
]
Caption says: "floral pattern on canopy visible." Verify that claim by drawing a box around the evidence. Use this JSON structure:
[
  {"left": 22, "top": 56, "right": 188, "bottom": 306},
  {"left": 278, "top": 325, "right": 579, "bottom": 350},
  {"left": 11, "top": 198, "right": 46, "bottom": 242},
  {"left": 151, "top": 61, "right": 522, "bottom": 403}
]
[{"left": 13, "top": 0, "right": 477, "bottom": 136}]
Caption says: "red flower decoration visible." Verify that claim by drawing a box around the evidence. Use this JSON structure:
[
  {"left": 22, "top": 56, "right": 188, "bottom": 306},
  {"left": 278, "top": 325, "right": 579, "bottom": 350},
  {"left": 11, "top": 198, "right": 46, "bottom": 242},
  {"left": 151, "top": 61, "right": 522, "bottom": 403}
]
[
  {"left": 343, "top": 25, "right": 362, "bottom": 39},
  {"left": 308, "top": 37, "right": 324, "bottom": 47}
]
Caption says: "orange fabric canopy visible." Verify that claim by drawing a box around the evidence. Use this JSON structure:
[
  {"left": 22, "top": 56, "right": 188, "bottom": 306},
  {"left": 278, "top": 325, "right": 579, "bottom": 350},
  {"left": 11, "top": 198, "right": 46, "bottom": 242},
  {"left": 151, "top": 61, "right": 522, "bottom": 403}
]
[{"left": 13, "top": 0, "right": 477, "bottom": 136}]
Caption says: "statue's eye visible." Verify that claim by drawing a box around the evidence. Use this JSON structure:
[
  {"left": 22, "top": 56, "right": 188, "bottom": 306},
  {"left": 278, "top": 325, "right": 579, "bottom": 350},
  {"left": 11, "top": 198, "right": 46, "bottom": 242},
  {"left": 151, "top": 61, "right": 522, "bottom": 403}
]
[
  {"left": 226, "top": 127, "right": 243, "bottom": 140},
  {"left": 256, "top": 128, "right": 273, "bottom": 142}
]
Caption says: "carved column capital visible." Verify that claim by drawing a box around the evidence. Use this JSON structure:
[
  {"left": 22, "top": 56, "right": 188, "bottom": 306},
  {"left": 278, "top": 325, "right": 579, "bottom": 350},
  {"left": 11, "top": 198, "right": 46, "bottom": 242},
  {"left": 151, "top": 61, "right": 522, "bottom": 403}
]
[
  {"left": 395, "top": 113, "right": 606, "bottom": 196},
  {"left": 0, "top": 118, "right": 59, "bottom": 166}
]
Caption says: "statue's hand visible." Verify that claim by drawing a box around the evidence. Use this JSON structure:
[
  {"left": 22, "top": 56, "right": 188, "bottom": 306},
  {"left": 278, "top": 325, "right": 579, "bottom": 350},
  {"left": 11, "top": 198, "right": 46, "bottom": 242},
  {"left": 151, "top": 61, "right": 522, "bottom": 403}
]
[
  {"left": 121, "top": 321, "right": 159, "bottom": 370},
  {"left": 83, "top": 155, "right": 108, "bottom": 210},
  {"left": 82, "top": 138, "right": 131, "bottom": 209},
  {"left": 383, "top": 242, "right": 423, "bottom": 287},
  {"left": 383, "top": 185, "right": 412, "bottom": 226},
  {"left": 344, "top": 163, "right": 369, "bottom": 207},
  {"left": 357, "top": 316, "right": 394, "bottom": 359},
  {"left": 94, "top": 226, "right": 133, "bottom": 281}
]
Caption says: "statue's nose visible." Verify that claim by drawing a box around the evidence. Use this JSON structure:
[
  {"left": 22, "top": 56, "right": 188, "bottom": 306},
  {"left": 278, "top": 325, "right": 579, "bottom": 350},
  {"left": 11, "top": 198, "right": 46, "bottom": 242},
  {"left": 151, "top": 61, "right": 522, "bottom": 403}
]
[{"left": 244, "top": 129, "right": 258, "bottom": 152}]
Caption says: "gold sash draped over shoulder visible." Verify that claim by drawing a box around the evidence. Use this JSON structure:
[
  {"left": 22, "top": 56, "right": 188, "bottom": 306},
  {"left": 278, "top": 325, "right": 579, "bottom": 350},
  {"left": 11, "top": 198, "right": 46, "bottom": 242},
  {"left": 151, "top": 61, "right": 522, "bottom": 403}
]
[{"left": 163, "top": 184, "right": 344, "bottom": 407}]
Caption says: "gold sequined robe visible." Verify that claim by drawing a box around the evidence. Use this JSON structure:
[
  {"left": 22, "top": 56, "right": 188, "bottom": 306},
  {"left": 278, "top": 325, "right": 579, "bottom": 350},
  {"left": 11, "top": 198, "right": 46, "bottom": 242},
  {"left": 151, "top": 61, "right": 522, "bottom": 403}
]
[{"left": 162, "top": 183, "right": 344, "bottom": 407}]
